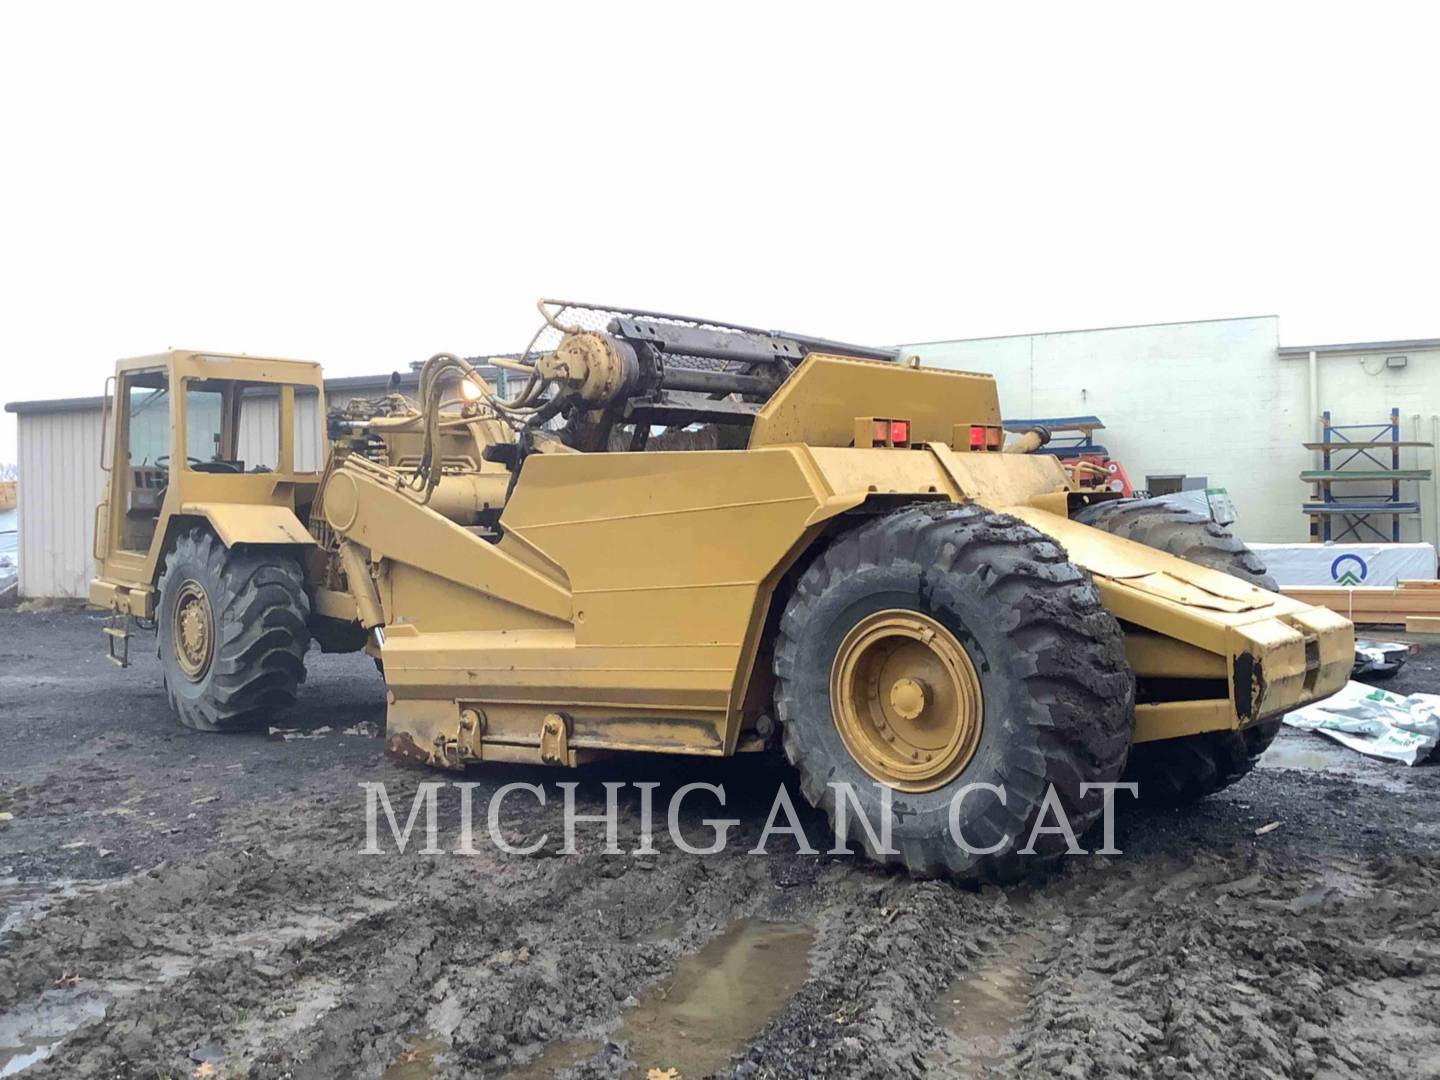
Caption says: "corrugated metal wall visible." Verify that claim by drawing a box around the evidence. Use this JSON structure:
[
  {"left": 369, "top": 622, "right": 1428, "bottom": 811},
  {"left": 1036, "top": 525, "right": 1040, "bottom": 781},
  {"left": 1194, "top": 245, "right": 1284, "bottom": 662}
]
[
  {"left": 16, "top": 408, "right": 107, "bottom": 598},
  {"left": 16, "top": 393, "right": 325, "bottom": 598},
  {"left": 235, "top": 391, "right": 324, "bottom": 472}
]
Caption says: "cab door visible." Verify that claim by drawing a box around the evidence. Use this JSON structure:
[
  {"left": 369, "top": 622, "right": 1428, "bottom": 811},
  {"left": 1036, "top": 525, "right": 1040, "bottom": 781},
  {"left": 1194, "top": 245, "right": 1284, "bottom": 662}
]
[{"left": 97, "top": 365, "right": 176, "bottom": 594}]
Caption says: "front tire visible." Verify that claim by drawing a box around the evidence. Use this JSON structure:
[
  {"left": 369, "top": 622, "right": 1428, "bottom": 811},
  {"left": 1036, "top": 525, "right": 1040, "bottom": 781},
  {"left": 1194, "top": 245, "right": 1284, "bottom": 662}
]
[
  {"left": 773, "top": 504, "right": 1134, "bottom": 881},
  {"left": 1122, "top": 719, "right": 1282, "bottom": 804},
  {"left": 1072, "top": 497, "right": 1277, "bottom": 590},
  {"left": 157, "top": 527, "right": 310, "bottom": 732},
  {"left": 1073, "top": 497, "right": 1281, "bottom": 802}
]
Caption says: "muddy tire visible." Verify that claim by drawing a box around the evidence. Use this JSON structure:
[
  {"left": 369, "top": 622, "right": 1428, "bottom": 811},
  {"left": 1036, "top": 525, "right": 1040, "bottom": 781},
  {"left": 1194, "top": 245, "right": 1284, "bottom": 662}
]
[
  {"left": 1124, "top": 719, "right": 1282, "bottom": 805},
  {"left": 1074, "top": 497, "right": 1280, "bottom": 802},
  {"left": 1072, "top": 497, "right": 1278, "bottom": 590},
  {"left": 157, "top": 527, "right": 310, "bottom": 732},
  {"left": 773, "top": 503, "right": 1134, "bottom": 881}
]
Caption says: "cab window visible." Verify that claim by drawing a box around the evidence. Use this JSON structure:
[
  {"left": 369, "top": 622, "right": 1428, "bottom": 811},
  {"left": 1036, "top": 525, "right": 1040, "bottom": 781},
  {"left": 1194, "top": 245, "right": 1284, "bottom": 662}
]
[
  {"left": 181, "top": 379, "right": 281, "bottom": 474},
  {"left": 117, "top": 368, "right": 170, "bottom": 553},
  {"left": 184, "top": 384, "right": 225, "bottom": 464},
  {"left": 125, "top": 372, "right": 169, "bottom": 466}
]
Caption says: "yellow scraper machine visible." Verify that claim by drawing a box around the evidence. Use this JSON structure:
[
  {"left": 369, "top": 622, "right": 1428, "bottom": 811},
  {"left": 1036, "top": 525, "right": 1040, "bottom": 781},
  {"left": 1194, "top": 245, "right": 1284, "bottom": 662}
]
[{"left": 89, "top": 300, "right": 1352, "bottom": 878}]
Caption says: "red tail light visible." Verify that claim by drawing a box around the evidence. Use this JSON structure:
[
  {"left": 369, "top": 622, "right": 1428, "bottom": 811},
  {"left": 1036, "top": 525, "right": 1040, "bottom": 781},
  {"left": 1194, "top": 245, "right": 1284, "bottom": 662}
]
[
  {"left": 969, "top": 425, "right": 985, "bottom": 448},
  {"left": 861, "top": 418, "right": 912, "bottom": 447}
]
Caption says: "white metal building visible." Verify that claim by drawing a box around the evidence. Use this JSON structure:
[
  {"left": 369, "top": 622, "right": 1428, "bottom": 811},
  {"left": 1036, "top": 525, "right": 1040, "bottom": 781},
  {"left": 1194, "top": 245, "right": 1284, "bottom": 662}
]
[{"left": 903, "top": 319, "right": 1440, "bottom": 548}]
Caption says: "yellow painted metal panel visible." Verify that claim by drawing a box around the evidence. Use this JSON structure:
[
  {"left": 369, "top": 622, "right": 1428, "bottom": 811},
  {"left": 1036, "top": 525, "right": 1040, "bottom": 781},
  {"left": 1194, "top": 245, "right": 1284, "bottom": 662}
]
[
  {"left": 1134, "top": 700, "right": 1236, "bottom": 742},
  {"left": 500, "top": 448, "right": 823, "bottom": 646},
  {"left": 929, "top": 444, "right": 1070, "bottom": 510},
  {"left": 1124, "top": 633, "right": 1227, "bottom": 679},
  {"left": 322, "top": 466, "right": 573, "bottom": 624},
  {"left": 1006, "top": 506, "right": 1266, "bottom": 603},
  {"left": 181, "top": 503, "right": 315, "bottom": 546},
  {"left": 801, "top": 445, "right": 958, "bottom": 500},
  {"left": 749, "top": 354, "right": 1002, "bottom": 449}
]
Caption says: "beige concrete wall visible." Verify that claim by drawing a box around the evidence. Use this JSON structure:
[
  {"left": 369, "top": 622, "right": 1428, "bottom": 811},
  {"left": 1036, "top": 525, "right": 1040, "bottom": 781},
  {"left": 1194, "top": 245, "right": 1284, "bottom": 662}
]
[
  {"left": 904, "top": 319, "right": 1440, "bottom": 547},
  {"left": 1302, "top": 346, "right": 1440, "bottom": 546}
]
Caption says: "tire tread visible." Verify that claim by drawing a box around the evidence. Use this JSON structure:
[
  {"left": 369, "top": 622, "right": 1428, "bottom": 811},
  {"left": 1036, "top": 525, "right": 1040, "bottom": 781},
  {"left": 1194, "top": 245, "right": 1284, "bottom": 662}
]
[
  {"left": 1073, "top": 497, "right": 1281, "bottom": 802},
  {"left": 774, "top": 503, "right": 1134, "bottom": 881},
  {"left": 158, "top": 528, "right": 310, "bottom": 732}
]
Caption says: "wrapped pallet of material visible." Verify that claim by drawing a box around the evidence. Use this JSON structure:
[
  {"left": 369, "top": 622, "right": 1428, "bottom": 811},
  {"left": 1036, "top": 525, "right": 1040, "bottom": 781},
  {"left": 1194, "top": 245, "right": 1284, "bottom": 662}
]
[{"left": 1250, "top": 542, "right": 1437, "bottom": 588}]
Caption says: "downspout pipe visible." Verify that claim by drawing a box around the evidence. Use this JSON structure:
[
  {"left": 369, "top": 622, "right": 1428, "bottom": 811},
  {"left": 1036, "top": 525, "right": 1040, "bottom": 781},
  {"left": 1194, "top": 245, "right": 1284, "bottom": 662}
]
[
  {"left": 1432, "top": 416, "right": 1440, "bottom": 564},
  {"left": 1308, "top": 349, "right": 1319, "bottom": 466}
]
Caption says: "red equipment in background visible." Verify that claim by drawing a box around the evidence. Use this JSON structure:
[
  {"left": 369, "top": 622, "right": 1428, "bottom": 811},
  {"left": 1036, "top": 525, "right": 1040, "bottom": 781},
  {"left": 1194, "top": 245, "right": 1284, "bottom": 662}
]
[{"left": 1000, "top": 416, "right": 1133, "bottom": 496}]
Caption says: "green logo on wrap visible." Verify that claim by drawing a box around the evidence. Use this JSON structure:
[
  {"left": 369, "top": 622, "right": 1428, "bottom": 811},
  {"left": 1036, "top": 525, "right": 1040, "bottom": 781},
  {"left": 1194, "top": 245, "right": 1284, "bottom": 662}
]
[{"left": 1330, "top": 553, "right": 1367, "bottom": 587}]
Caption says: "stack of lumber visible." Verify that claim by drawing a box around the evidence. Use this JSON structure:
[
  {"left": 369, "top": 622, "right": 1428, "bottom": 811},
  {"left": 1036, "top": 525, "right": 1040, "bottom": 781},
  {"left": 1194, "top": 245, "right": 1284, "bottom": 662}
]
[{"left": 1280, "top": 580, "right": 1440, "bottom": 629}]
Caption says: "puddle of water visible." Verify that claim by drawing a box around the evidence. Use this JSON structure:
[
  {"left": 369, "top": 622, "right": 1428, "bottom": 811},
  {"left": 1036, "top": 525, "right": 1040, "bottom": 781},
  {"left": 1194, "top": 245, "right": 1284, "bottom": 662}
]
[
  {"left": 622, "top": 920, "right": 813, "bottom": 1077},
  {"left": 1258, "top": 736, "right": 1410, "bottom": 792},
  {"left": 931, "top": 932, "right": 1041, "bottom": 1072},
  {"left": 1, "top": 1045, "right": 55, "bottom": 1078},
  {"left": 381, "top": 1035, "right": 449, "bottom": 1080},
  {"left": 503, "top": 919, "right": 814, "bottom": 1079},
  {"left": 0, "top": 879, "right": 107, "bottom": 933},
  {"left": 0, "top": 994, "right": 107, "bottom": 1078},
  {"left": 1259, "top": 742, "right": 1343, "bottom": 771},
  {"left": 0, "top": 888, "right": 389, "bottom": 1076}
]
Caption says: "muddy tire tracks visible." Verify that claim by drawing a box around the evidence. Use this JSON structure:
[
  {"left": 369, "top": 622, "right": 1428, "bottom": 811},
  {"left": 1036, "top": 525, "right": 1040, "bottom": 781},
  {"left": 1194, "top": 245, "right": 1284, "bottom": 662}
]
[{"left": 6, "top": 612, "right": 1440, "bottom": 1078}]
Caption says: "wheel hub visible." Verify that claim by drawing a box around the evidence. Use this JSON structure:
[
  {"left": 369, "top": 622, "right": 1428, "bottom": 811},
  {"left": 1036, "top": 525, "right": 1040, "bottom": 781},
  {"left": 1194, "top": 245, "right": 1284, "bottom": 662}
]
[
  {"left": 888, "top": 677, "right": 929, "bottom": 720},
  {"left": 830, "top": 610, "right": 983, "bottom": 793},
  {"left": 172, "top": 580, "right": 214, "bottom": 681}
]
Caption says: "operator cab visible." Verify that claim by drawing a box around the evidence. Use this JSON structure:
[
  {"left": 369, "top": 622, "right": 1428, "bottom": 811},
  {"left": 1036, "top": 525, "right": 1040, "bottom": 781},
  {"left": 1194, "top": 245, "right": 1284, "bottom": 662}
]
[
  {"left": 94, "top": 351, "right": 327, "bottom": 647},
  {"left": 111, "top": 368, "right": 319, "bottom": 556}
]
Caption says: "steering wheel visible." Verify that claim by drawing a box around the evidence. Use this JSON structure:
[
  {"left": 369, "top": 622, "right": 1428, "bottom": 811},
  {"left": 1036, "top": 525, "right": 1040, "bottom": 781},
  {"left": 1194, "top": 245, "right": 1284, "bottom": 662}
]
[{"left": 155, "top": 455, "right": 242, "bottom": 474}]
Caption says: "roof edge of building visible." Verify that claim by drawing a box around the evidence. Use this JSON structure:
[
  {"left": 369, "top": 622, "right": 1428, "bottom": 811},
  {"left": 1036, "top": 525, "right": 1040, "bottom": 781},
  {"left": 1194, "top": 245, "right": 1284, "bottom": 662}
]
[
  {"left": 6, "top": 364, "right": 506, "bottom": 416},
  {"left": 899, "top": 313, "right": 1279, "bottom": 349},
  {"left": 1278, "top": 338, "right": 1440, "bottom": 358},
  {"left": 5, "top": 394, "right": 108, "bottom": 415}
]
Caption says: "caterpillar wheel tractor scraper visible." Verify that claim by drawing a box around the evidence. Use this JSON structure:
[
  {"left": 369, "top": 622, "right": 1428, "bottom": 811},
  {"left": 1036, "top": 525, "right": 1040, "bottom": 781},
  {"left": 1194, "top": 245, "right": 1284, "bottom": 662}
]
[{"left": 89, "top": 300, "right": 1353, "bottom": 879}]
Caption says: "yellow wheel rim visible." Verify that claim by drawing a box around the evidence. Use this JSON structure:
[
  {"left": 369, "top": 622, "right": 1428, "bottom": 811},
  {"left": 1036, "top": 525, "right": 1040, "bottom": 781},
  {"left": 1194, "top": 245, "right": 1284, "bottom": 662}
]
[
  {"left": 830, "top": 609, "right": 983, "bottom": 793},
  {"left": 173, "top": 580, "right": 215, "bottom": 681}
]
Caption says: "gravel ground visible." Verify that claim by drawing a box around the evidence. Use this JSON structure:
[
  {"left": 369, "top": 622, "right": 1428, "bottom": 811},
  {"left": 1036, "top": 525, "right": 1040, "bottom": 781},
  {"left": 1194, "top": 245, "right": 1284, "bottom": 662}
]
[{"left": 3, "top": 608, "right": 1440, "bottom": 1079}]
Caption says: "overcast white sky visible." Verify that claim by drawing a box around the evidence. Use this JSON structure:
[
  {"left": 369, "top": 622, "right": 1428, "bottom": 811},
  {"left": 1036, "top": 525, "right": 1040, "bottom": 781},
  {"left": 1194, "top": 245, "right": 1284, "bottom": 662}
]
[{"left": 2, "top": 2, "right": 1437, "bottom": 463}]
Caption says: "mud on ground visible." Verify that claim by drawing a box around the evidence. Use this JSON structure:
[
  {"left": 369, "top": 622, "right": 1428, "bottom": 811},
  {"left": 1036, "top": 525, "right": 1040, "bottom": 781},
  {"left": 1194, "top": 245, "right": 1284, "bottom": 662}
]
[{"left": 3, "top": 609, "right": 1440, "bottom": 1079}]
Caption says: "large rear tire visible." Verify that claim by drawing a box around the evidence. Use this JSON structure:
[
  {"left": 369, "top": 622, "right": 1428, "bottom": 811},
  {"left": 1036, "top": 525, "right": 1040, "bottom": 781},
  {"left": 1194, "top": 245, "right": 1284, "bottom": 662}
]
[
  {"left": 773, "top": 503, "right": 1134, "bottom": 881},
  {"left": 157, "top": 527, "right": 310, "bottom": 732},
  {"left": 1073, "top": 497, "right": 1280, "bottom": 802}
]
